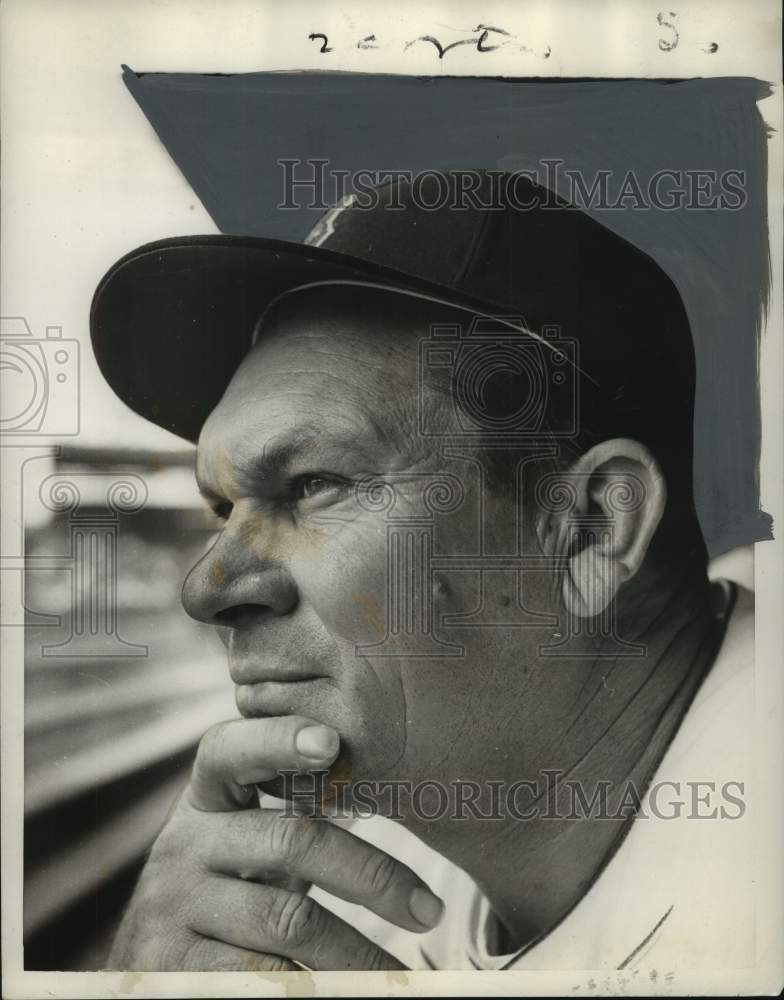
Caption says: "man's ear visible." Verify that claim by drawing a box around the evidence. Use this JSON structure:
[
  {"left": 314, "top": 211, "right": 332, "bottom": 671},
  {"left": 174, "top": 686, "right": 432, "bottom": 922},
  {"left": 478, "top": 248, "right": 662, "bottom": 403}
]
[{"left": 538, "top": 439, "right": 667, "bottom": 619}]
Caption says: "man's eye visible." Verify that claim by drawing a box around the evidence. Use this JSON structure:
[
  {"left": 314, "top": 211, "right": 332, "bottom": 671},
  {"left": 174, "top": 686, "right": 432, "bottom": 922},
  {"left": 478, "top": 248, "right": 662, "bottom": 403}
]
[
  {"left": 293, "top": 474, "right": 350, "bottom": 503},
  {"left": 211, "top": 501, "right": 233, "bottom": 522}
]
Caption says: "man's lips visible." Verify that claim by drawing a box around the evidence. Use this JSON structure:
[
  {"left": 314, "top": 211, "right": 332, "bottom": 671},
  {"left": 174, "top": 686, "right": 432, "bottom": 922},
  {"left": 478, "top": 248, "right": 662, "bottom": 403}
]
[
  {"left": 235, "top": 677, "right": 331, "bottom": 717},
  {"left": 228, "top": 656, "right": 325, "bottom": 685}
]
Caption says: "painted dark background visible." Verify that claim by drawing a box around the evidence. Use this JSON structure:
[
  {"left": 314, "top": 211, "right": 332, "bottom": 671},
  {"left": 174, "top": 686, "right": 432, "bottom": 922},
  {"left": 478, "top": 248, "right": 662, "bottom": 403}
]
[{"left": 122, "top": 69, "right": 773, "bottom": 557}]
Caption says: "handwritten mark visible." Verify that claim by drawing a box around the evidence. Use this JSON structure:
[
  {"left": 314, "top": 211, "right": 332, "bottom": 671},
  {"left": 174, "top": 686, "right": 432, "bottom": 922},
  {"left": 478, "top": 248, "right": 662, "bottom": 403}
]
[
  {"left": 308, "top": 32, "right": 332, "bottom": 53},
  {"left": 702, "top": 42, "right": 719, "bottom": 53},
  {"left": 405, "top": 23, "right": 549, "bottom": 59},
  {"left": 617, "top": 904, "right": 674, "bottom": 970},
  {"left": 657, "top": 11, "right": 679, "bottom": 51},
  {"left": 474, "top": 23, "right": 511, "bottom": 51},
  {"left": 404, "top": 33, "right": 475, "bottom": 58},
  {"left": 308, "top": 25, "right": 550, "bottom": 60}
]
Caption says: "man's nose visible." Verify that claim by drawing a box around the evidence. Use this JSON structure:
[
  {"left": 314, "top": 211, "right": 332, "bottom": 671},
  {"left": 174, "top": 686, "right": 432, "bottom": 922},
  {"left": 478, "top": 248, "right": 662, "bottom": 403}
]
[{"left": 181, "top": 517, "right": 299, "bottom": 628}]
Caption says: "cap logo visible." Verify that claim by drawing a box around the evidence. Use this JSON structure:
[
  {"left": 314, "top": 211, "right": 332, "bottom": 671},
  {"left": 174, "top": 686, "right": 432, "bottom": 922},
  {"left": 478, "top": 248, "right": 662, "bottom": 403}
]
[{"left": 304, "top": 193, "right": 358, "bottom": 248}]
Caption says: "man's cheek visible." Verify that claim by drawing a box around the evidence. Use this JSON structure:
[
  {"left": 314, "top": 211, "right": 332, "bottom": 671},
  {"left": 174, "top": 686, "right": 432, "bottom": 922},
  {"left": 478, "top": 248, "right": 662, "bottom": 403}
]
[{"left": 291, "top": 525, "right": 389, "bottom": 645}]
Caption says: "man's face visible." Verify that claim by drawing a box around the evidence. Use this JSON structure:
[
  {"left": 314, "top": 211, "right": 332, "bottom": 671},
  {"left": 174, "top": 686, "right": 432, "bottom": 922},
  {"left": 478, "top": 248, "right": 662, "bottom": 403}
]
[{"left": 183, "top": 288, "right": 564, "bottom": 806}]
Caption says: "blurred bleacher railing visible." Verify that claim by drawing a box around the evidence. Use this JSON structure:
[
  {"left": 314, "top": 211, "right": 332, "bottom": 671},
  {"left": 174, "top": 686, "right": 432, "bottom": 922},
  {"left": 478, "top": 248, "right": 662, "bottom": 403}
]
[{"left": 23, "top": 446, "right": 237, "bottom": 970}]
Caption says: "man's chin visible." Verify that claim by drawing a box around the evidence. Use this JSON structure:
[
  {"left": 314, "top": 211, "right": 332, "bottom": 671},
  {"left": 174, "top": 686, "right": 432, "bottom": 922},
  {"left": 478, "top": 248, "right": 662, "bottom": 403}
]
[{"left": 255, "top": 750, "right": 356, "bottom": 814}]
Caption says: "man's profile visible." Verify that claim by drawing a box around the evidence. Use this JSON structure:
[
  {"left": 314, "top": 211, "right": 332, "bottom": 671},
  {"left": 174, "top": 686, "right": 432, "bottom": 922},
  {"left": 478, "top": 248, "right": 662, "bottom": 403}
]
[{"left": 89, "top": 173, "right": 753, "bottom": 972}]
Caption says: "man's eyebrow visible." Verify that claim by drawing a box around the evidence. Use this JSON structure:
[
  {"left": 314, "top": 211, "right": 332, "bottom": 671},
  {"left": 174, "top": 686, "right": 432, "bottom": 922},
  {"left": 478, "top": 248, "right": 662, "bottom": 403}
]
[
  {"left": 239, "top": 432, "right": 322, "bottom": 482},
  {"left": 196, "top": 428, "right": 368, "bottom": 498}
]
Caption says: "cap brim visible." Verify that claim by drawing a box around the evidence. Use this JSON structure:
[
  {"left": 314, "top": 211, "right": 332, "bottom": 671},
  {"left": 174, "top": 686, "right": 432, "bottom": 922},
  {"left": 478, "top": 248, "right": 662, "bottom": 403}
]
[{"left": 90, "top": 235, "right": 513, "bottom": 443}]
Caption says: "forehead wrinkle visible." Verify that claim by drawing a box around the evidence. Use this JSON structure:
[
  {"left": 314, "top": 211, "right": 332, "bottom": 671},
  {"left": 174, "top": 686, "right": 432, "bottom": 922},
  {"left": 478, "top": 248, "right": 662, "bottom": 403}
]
[
  {"left": 229, "top": 363, "right": 418, "bottom": 457},
  {"left": 232, "top": 383, "right": 386, "bottom": 447},
  {"left": 233, "top": 350, "right": 416, "bottom": 404},
  {"left": 253, "top": 335, "right": 424, "bottom": 447},
  {"left": 274, "top": 330, "right": 421, "bottom": 371},
  {"left": 238, "top": 427, "right": 321, "bottom": 483},
  {"left": 259, "top": 364, "right": 424, "bottom": 462},
  {"left": 198, "top": 305, "right": 442, "bottom": 495},
  {"left": 252, "top": 309, "right": 423, "bottom": 378},
  {"left": 197, "top": 396, "right": 393, "bottom": 500}
]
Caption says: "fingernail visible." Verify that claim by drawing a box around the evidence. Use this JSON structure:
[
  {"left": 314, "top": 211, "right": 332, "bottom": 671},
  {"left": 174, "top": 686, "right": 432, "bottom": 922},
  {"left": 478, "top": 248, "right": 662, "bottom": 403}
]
[
  {"left": 408, "top": 886, "right": 444, "bottom": 929},
  {"left": 296, "top": 725, "right": 338, "bottom": 760}
]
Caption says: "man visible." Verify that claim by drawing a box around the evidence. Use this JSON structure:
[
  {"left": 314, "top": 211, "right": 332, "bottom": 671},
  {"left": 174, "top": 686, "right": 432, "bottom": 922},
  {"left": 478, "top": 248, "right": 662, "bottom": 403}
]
[{"left": 91, "top": 173, "right": 753, "bottom": 972}]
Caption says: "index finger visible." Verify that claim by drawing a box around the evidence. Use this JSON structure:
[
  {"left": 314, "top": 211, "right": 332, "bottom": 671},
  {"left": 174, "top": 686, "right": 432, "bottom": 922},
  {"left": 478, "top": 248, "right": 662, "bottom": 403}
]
[
  {"left": 189, "top": 716, "right": 340, "bottom": 811},
  {"left": 208, "top": 809, "right": 446, "bottom": 934}
]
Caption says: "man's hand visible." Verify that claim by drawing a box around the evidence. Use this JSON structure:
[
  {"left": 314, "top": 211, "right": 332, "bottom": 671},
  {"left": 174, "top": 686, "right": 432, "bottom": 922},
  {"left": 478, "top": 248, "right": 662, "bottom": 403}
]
[{"left": 108, "top": 716, "right": 444, "bottom": 971}]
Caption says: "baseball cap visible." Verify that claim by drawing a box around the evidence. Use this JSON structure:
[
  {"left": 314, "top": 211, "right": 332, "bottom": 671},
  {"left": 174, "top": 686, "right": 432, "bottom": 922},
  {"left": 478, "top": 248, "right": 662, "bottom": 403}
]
[{"left": 90, "top": 171, "right": 695, "bottom": 466}]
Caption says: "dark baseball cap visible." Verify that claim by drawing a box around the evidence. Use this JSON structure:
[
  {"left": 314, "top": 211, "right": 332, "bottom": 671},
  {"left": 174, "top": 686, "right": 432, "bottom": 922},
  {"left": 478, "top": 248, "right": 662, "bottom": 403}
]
[{"left": 90, "top": 172, "right": 695, "bottom": 463}]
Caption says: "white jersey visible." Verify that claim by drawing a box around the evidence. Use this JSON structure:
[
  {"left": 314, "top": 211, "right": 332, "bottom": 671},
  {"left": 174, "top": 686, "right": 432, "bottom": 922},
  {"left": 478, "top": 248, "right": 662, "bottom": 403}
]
[{"left": 309, "top": 583, "right": 754, "bottom": 972}]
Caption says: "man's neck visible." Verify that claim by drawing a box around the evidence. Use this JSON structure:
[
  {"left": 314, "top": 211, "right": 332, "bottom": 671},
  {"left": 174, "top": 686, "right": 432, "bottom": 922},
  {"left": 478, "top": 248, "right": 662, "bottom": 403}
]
[{"left": 419, "top": 570, "right": 727, "bottom": 953}]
